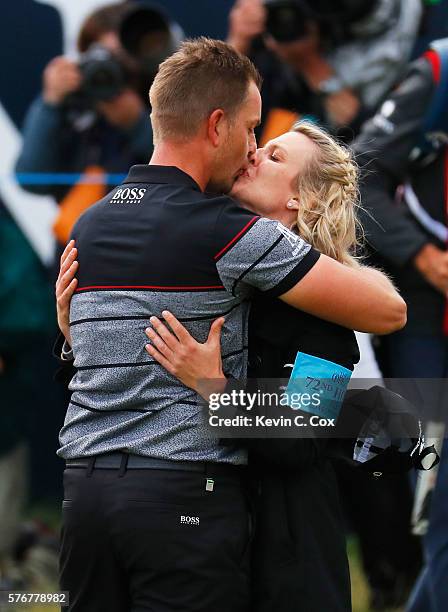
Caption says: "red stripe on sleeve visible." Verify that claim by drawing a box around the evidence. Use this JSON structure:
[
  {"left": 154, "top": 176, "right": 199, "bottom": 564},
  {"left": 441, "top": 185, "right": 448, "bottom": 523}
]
[
  {"left": 443, "top": 149, "right": 448, "bottom": 335},
  {"left": 214, "top": 216, "right": 259, "bottom": 261},
  {"left": 424, "top": 50, "right": 441, "bottom": 85}
]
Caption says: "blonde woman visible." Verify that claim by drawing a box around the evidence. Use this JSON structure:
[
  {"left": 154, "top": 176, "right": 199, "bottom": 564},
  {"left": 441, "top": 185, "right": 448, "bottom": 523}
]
[{"left": 144, "top": 121, "right": 363, "bottom": 611}]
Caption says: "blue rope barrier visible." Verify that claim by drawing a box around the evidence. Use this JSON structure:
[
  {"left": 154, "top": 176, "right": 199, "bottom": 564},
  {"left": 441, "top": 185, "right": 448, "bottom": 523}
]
[{"left": 14, "top": 173, "right": 126, "bottom": 186}]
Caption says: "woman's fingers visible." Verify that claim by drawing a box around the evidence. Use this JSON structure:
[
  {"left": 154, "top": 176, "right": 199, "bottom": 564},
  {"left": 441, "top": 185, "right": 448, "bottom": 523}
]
[
  {"left": 161, "top": 310, "right": 192, "bottom": 343},
  {"left": 56, "top": 260, "right": 78, "bottom": 298},
  {"left": 60, "top": 239, "right": 75, "bottom": 266},
  {"left": 145, "top": 326, "right": 174, "bottom": 360},
  {"left": 148, "top": 316, "right": 180, "bottom": 351},
  {"left": 145, "top": 343, "right": 176, "bottom": 376},
  {"left": 57, "top": 248, "right": 78, "bottom": 281},
  {"left": 59, "top": 247, "right": 77, "bottom": 276},
  {"left": 58, "top": 278, "right": 78, "bottom": 308}
]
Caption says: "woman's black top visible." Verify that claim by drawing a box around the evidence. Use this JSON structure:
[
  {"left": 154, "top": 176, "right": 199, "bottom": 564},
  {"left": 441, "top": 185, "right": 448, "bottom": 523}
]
[
  {"left": 246, "top": 293, "right": 359, "bottom": 612},
  {"left": 249, "top": 291, "right": 360, "bottom": 377}
]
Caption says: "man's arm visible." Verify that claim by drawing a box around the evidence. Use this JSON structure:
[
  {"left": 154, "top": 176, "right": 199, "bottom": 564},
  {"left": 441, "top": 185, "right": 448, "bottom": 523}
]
[{"left": 280, "top": 255, "right": 406, "bottom": 335}]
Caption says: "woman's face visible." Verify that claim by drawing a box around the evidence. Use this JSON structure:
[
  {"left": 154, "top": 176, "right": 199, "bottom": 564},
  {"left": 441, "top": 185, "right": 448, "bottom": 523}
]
[{"left": 230, "top": 131, "right": 316, "bottom": 226}]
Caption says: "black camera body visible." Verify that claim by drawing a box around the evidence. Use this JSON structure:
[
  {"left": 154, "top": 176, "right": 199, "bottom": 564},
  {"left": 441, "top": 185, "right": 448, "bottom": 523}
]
[
  {"left": 65, "top": 2, "right": 182, "bottom": 115},
  {"left": 119, "top": 4, "right": 182, "bottom": 80},
  {"left": 77, "top": 44, "right": 127, "bottom": 103},
  {"left": 264, "top": 0, "right": 379, "bottom": 44},
  {"left": 264, "top": 0, "right": 312, "bottom": 43}
]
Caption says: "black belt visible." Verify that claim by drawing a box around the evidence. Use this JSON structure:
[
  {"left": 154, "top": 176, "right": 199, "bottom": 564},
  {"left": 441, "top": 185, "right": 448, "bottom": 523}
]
[{"left": 66, "top": 452, "right": 244, "bottom": 475}]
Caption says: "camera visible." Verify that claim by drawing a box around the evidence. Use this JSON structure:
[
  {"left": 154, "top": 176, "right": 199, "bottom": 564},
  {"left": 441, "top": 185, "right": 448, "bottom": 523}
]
[
  {"left": 264, "top": 0, "right": 313, "bottom": 43},
  {"left": 119, "top": 3, "right": 183, "bottom": 81},
  {"left": 77, "top": 44, "right": 127, "bottom": 103},
  {"left": 264, "top": 0, "right": 379, "bottom": 44},
  {"left": 65, "top": 2, "right": 183, "bottom": 114}
]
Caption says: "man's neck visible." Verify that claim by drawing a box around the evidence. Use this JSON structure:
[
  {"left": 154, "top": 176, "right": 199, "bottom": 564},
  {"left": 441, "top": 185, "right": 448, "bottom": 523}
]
[{"left": 150, "top": 142, "right": 211, "bottom": 192}]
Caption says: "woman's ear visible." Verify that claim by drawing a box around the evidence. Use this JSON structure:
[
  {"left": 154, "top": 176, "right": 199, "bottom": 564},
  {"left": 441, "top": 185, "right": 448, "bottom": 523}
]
[{"left": 286, "top": 198, "right": 299, "bottom": 210}]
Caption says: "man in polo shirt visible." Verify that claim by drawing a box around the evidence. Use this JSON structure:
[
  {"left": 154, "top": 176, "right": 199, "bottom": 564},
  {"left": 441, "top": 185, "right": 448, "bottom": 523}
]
[{"left": 55, "top": 38, "right": 406, "bottom": 612}]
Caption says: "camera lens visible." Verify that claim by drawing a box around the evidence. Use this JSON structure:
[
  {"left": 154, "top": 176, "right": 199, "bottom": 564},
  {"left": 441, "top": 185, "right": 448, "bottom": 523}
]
[
  {"left": 119, "top": 5, "right": 178, "bottom": 79},
  {"left": 265, "top": 0, "right": 310, "bottom": 43},
  {"left": 120, "top": 6, "right": 170, "bottom": 62},
  {"left": 79, "top": 45, "right": 126, "bottom": 102}
]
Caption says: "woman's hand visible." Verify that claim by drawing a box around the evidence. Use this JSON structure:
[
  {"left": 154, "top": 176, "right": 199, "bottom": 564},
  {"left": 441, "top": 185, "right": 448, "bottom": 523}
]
[
  {"left": 56, "top": 240, "right": 78, "bottom": 346},
  {"left": 145, "top": 311, "right": 228, "bottom": 400}
]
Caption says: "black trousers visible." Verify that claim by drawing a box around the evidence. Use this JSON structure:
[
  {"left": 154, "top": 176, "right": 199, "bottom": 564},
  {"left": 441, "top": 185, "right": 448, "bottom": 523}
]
[{"left": 60, "top": 461, "right": 251, "bottom": 612}]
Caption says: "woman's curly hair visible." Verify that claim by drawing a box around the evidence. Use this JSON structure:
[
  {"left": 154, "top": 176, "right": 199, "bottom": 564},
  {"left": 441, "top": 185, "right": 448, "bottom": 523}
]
[{"left": 291, "top": 121, "right": 363, "bottom": 268}]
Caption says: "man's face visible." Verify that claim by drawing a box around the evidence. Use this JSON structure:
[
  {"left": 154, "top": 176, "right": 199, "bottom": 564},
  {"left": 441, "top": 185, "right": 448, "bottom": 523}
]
[
  {"left": 208, "top": 80, "right": 261, "bottom": 194},
  {"left": 231, "top": 131, "right": 316, "bottom": 226}
]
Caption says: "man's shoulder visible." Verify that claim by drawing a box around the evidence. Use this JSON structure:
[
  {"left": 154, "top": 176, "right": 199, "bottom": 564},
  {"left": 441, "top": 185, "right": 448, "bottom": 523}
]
[
  {"left": 205, "top": 193, "right": 257, "bottom": 219},
  {"left": 176, "top": 191, "right": 261, "bottom": 239}
]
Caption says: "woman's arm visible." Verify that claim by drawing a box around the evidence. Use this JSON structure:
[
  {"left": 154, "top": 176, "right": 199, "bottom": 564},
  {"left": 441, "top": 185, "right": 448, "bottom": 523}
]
[
  {"left": 55, "top": 240, "right": 78, "bottom": 346},
  {"left": 280, "top": 255, "right": 407, "bottom": 335}
]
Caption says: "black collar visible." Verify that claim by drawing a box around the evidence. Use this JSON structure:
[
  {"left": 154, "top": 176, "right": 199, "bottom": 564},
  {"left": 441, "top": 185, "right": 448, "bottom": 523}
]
[{"left": 123, "top": 165, "right": 202, "bottom": 192}]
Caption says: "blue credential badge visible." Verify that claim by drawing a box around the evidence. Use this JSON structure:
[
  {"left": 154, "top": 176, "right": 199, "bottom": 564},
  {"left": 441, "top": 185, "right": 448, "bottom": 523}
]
[{"left": 285, "top": 351, "right": 352, "bottom": 421}]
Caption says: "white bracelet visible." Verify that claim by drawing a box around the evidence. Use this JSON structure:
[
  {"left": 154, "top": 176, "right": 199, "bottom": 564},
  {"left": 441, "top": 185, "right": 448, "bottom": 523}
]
[{"left": 61, "top": 340, "right": 73, "bottom": 361}]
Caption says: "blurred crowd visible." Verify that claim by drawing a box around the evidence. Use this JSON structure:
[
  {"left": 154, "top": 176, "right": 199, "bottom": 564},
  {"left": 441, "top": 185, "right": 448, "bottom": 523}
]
[{"left": 1, "top": 0, "right": 448, "bottom": 609}]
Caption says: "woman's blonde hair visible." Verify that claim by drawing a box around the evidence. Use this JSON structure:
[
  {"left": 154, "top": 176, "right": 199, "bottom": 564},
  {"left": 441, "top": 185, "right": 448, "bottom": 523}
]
[{"left": 290, "top": 121, "right": 362, "bottom": 268}]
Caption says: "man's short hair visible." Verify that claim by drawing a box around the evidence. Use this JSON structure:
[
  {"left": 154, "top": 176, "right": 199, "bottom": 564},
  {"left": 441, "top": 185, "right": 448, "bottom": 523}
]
[{"left": 149, "top": 37, "right": 261, "bottom": 143}]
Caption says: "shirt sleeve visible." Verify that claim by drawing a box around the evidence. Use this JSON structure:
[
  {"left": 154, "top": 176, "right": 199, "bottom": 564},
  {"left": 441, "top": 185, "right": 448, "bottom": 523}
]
[
  {"left": 14, "top": 97, "right": 66, "bottom": 197},
  {"left": 213, "top": 199, "right": 320, "bottom": 298},
  {"left": 352, "top": 57, "right": 435, "bottom": 266}
]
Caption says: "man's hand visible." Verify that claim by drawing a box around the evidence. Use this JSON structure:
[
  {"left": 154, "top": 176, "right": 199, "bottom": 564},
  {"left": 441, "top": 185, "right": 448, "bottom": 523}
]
[
  {"left": 414, "top": 243, "right": 448, "bottom": 295},
  {"left": 227, "top": 0, "right": 266, "bottom": 55},
  {"left": 96, "top": 89, "right": 145, "bottom": 130},
  {"left": 56, "top": 240, "right": 78, "bottom": 346},
  {"left": 43, "top": 56, "right": 82, "bottom": 105}
]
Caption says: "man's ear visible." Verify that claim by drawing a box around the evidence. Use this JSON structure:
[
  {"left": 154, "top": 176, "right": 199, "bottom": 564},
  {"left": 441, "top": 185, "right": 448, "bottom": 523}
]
[{"left": 207, "top": 109, "right": 226, "bottom": 147}]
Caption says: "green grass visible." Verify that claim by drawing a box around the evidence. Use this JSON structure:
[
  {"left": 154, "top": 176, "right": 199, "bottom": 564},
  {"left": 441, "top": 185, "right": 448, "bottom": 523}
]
[
  {"left": 348, "top": 537, "right": 371, "bottom": 612},
  {"left": 25, "top": 502, "right": 61, "bottom": 533},
  {"left": 348, "top": 537, "right": 404, "bottom": 612}
]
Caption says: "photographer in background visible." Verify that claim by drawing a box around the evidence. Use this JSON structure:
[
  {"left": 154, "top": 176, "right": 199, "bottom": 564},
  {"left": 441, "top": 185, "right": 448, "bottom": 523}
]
[
  {"left": 352, "top": 39, "right": 448, "bottom": 611},
  {"left": 228, "top": 0, "right": 422, "bottom": 141},
  {"left": 15, "top": 1, "right": 182, "bottom": 256}
]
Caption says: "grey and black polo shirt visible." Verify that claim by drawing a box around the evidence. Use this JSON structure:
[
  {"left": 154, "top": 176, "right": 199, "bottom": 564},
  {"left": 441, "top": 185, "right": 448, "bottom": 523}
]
[{"left": 58, "top": 165, "right": 320, "bottom": 463}]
